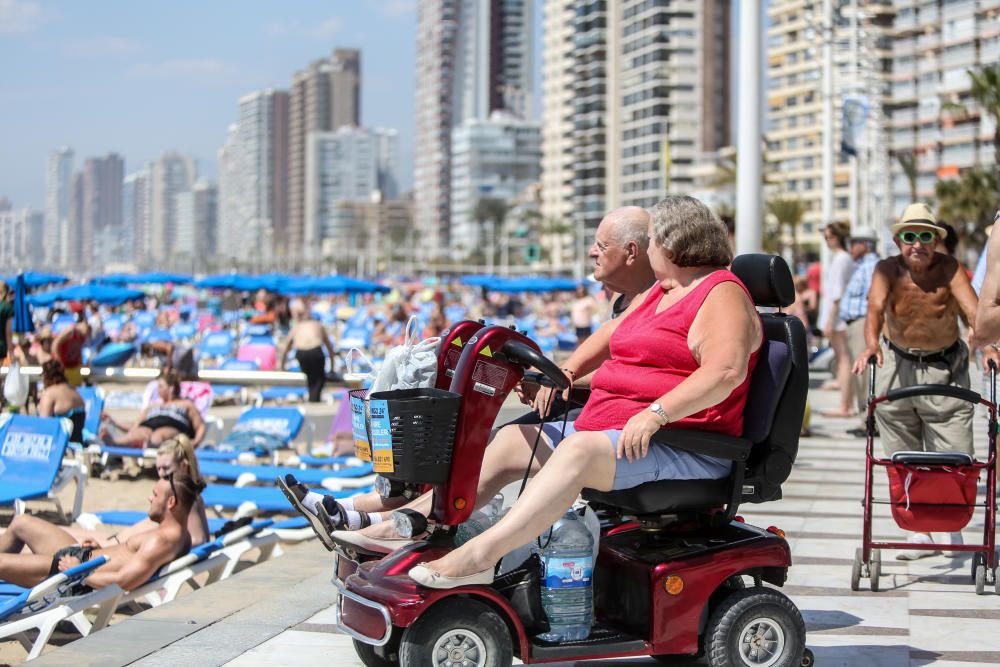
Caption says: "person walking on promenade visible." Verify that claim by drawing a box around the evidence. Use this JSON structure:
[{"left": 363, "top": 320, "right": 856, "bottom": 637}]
[
  {"left": 971, "top": 212, "right": 1000, "bottom": 347},
  {"left": 279, "top": 301, "right": 336, "bottom": 403},
  {"left": 820, "top": 222, "right": 857, "bottom": 416},
  {"left": 839, "top": 226, "right": 881, "bottom": 437},
  {"left": 853, "top": 203, "right": 1000, "bottom": 558}
]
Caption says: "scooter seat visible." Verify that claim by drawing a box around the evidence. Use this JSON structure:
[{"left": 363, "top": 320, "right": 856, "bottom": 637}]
[{"left": 583, "top": 477, "right": 731, "bottom": 515}]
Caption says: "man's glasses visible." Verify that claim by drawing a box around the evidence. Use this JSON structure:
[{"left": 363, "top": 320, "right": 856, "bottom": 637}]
[
  {"left": 898, "top": 230, "right": 937, "bottom": 245},
  {"left": 166, "top": 471, "right": 178, "bottom": 498}
]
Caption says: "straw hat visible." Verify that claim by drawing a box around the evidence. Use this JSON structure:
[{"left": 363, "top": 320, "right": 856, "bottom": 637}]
[
  {"left": 849, "top": 226, "right": 879, "bottom": 243},
  {"left": 891, "top": 203, "right": 947, "bottom": 239}
]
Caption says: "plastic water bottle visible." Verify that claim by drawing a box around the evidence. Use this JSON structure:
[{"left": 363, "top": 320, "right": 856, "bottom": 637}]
[
  {"left": 533, "top": 508, "right": 595, "bottom": 641},
  {"left": 454, "top": 494, "right": 504, "bottom": 546}
]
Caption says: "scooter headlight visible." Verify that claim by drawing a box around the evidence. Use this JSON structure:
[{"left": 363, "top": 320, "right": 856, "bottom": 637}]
[
  {"left": 375, "top": 475, "right": 394, "bottom": 498},
  {"left": 391, "top": 509, "right": 428, "bottom": 539}
]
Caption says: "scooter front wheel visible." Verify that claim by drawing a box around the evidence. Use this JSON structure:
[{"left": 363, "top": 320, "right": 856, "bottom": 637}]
[
  {"left": 354, "top": 639, "right": 400, "bottom": 667},
  {"left": 398, "top": 598, "right": 513, "bottom": 667},
  {"left": 705, "top": 587, "right": 806, "bottom": 667}
]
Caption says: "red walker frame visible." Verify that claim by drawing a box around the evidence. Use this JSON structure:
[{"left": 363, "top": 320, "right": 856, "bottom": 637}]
[{"left": 855, "top": 358, "right": 998, "bottom": 593}]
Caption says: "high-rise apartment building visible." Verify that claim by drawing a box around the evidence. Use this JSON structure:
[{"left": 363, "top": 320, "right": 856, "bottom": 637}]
[
  {"left": 304, "top": 126, "right": 379, "bottom": 259},
  {"left": 44, "top": 147, "right": 74, "bottom": 268},
  {"left": 606, "top": 0, "right": 731, "bottom": 208},
  {"left": 0, "top": 207, "right": 44, "bottom": 270},
  {"left": 216, "top": 124, "right": 242, "bottom": 264},
  {"left": 888, "top": 0, "right": 1000, "bottom": 214},
  {"left": 288, "top": 49, "right": 361, "bottom": 259},
  {"left": 124, "top": 168, "right": 151, "bottom": 266},
  {"left": 539, "top": 0, "right": 729, "bottom": 263},
  {"left": 767, "top": 1, "right": 894, "bottom": 242},
  {"left": 415, "top": 0, "right": 534, "bottom": 260},
  {"left": 150, "top": 152, "right": 196, "bottom": 263},
  {"left": 540, "top": 0, "right": 575, "bottom": 234},
  {"left": 82, "top": 153, "right": 124, "bottom": 270},
  {"left": 175, "top": 181, "right": 218, "bottom": 269},
  {"left": 450, "top": 112, "right": 542, "bottom": 252}
]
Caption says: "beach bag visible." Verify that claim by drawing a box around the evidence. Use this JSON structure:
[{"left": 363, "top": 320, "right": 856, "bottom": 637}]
[
  {"left": 3, "top": 362, "right": 29, "bottom": 406},
  {"left": 368, "top": 317, "right": 439, "bottom": 394},
  {"left": 886, "top": 462, "right": 979, "bottom": 532}
]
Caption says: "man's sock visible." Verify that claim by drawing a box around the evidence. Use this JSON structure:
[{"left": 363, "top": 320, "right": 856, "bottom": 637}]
[
  {"left": 301, "top": 491, "right": 327, "bottom": 516},
  {"left": 317, "top": 495, "right": 383, "bottom": 530},
  {"left": 339, "top": 497, "right": 355, "bottom": 512}
]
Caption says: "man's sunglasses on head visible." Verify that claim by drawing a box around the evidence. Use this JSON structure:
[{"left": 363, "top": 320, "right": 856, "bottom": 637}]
[{"left": 898, "top": 230, "right": 937, "bottom": 245}]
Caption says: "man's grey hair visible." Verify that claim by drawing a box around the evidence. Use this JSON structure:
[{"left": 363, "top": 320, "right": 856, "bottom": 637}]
[{"left": 605, "top": 206, "right": 650, "bottom": 250}]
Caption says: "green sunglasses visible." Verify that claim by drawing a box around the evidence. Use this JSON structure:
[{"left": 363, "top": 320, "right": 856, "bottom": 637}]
[{"left": 898, "top": 230, "right": 937, "bottom": 245}]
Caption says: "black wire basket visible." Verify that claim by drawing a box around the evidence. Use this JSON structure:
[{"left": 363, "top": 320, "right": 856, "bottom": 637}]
[{"left": 368, "top": 387, "right": 462, "bottom": 484}]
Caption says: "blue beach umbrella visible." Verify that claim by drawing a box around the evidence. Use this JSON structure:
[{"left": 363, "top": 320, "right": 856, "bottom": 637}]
[
  {"left": 28, "top": 283, "right": 146, "bottom": 307},
  {"left": 11, "top": 274, "right": 35, "bottom": 334}
]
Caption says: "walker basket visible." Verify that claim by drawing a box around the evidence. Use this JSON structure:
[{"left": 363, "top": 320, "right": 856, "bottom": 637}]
[
  {"left": 368, "top": 388, "right": 461, "bottom": 484},
  {"left": 349, "top": 388, "right": 372, "bottom": 462},
  {"left": 885, "top": 461, "right": 980, "bottom": 533}
]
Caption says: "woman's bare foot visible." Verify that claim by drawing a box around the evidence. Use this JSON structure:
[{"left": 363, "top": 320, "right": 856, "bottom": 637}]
[{"left": 358, "top": 520, "right": 404, "bottom": 539}]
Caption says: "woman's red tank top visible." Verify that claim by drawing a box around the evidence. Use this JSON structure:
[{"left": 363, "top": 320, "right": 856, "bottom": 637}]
[{"left": 573, "top": 269, "right": 760, "bottom": 436}]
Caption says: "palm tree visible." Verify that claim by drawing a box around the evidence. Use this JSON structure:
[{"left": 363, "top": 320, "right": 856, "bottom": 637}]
[
  {"left": 472, "top": 197, "right": 510, "bottom": 270},
  {"left": 968, "top": 65, "right": 1000, "bottom": 180},
  {"left": 895, "top": 151, "right": 919, "bottom": 202},
  {"left": 766, "top": 194, "right": 807, "bottom": 265},
  {"left": 935, "top": 167, "right": 999, "bottom": 243}
]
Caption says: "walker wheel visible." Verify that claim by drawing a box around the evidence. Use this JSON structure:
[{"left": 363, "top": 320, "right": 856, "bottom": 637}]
[
  {"left": 800, "top": 647, "right": 815, "bottom": 666},
  {"left": 850, "top": 548, "right": 863, "bottom": 591},
  {"left": 971, "top": 553, "right": 986, "bottom": 585},
  {"left": 975, "top": 564, "right": 987, "bottom": 595},
  {"left": 869, "top": 549, "right": 881, "bottom": 593}
]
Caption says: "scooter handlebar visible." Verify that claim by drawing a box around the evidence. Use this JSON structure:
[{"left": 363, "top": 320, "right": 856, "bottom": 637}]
[{"left": 502, "top": 340, "right": 570, "bottom": 390}]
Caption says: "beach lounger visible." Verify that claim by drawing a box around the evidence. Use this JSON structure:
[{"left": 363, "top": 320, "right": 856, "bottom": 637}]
[
  {"left": 120, "top": 520, "right": 275, "bottom": 608},
  {"left": 0, "top": 556, "right": 122, "bottom": 661},
  {"left": 237, "top": 342, "right": 277, "bottom": 370},
  {"left": 77, "top": 386, "right": 105, "bottom": 444},
  {"left": 0, "top": 415, "right": 87, "bottom": 522},
  {"left": 198, "top": 459, "right": 375, "bottom": 490},
  {"left": 201, "top": 484, "right": 358, "bottom": 517},
  {"left": 199, "top": 329, "right": 235, "bottom": 361},
  {"left": 200, "top": 406, "right": 312, "bottom": 463},
  {"left": 255, "top": 386, "right": 310, "bottom": 405},
  {"left": 209, "top": 358, "right": 257, "bottom": 405}
]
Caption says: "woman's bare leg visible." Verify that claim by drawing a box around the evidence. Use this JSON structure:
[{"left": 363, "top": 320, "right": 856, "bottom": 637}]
[
  {"left": 100, "top": 425, "right": 153, "bottom": 447},
  {"left": 360, "top": 424, "right": 552, "bottom": 538},
  {"left": 421, "top": 432, "right": 616, "bottom": 578}
]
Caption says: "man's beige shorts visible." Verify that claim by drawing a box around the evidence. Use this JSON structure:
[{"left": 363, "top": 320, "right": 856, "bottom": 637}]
[{"left": 874, "top": 339, "right": 974, "bottom": 456}]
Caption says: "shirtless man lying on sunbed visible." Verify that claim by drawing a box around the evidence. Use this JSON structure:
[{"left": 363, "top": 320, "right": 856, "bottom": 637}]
[{"left": 0, "top": 473, "right": 196, "bottom": 590}]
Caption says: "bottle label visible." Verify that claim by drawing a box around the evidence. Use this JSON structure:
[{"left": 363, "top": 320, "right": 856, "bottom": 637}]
[{"left": 542, "top": 555, "right": 593, "bottom": 589}]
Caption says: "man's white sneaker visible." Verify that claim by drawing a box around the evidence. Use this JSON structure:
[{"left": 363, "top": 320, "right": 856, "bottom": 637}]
[
  {"left": 896, "top": 533, "right": 938, "bottom": 560},
  {"left": 943, "top": 531, "right": 964, "bottom": 557}
]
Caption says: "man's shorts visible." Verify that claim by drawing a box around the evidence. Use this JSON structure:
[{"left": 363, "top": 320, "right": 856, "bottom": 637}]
[
  {"left": 538, "top": 421, "right": 732, "bottom": 490},
  {"left": 875, "top": 338, "right": 974, "bottom": 456},
  {"left": 49, "top": 545, "right": 94, "bottom": 594}
]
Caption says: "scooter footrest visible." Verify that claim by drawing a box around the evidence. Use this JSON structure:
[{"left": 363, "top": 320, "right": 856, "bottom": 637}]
[{"left": 529, "top": 624, "right": 647, "bottom": 660}]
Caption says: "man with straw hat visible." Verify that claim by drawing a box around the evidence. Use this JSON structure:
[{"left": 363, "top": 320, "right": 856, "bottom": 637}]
[{"left": 853, "top": 203, "right": 1000, "bottom": 559}]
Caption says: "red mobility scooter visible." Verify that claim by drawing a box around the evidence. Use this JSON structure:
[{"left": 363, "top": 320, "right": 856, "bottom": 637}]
[{"left": 334, "top": 254, "right": 814, "bottom": 667}]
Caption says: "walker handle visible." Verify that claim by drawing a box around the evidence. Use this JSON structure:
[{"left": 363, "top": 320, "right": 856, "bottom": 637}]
[
  {"left": 989, "top": 359, "right": 997, "bottom": 406},
  {"left": 885, "top": 383, "right": 981, "bottom": 404},
  {"left": 867, "top": 355, "right": 877, "bottom": 401}
]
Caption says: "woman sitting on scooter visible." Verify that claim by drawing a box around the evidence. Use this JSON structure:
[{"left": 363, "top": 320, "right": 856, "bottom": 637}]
[{"left": 339, "top": 195, "right": 764, "bottom": 589}]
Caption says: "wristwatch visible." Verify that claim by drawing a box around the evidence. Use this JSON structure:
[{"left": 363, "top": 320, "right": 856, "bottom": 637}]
[{"left": 649, "top": 402, "right": 669, "bottom": 425}]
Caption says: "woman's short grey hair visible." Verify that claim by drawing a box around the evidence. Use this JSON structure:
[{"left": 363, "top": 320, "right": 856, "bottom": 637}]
[{"left": 648, "top": 196, "right": 733, "bottom": 268}]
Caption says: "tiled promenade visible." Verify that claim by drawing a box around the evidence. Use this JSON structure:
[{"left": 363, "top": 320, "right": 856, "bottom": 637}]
[{"left": 29, "top": 383, "right": 1000, "bottom": 666}]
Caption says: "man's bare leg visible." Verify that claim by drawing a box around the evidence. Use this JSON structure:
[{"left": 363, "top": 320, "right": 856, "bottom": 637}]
[
  {"left": 0, "top": 514, "right": 77, "bottom": 555},
  {"left": 360, "top": 425, "right": 550, "bottom": 538},
  {"left": 0, "top": 552, "right": 58, "bottom": 588}
]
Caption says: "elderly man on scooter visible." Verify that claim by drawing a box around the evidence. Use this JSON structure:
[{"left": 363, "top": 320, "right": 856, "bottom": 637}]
[
  {"left": 852, "top": 203, "right": 1000, "bottom": 559},
  {"left": 330, "top": 196, "right": 764, "bottom": 588},
  {"left": 281, "top": 206, "right": 657, "bottom": 535}
]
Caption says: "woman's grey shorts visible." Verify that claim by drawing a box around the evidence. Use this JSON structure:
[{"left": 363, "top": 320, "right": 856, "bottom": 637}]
[{"left": 538, "top": 421, "right": 732, "bottom": 491}]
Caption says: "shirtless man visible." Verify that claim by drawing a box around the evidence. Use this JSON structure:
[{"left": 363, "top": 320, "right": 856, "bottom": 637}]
[
  {"left": 0, "top": 473, "right": 196, "bottom": 589},
  {"left": 852, "top": 203, "right": 1000, "bottom": 558},
  {"left": 971, "top": 211, "right": 1000, "bottom": 348},
  {"left": 279, "top": 302, "right": 336, "bottom": 402}
]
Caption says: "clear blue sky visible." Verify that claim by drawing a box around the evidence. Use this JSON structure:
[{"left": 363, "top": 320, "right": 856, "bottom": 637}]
[{"left": 0, "top": 0, "right": 420, "bottom": 210}]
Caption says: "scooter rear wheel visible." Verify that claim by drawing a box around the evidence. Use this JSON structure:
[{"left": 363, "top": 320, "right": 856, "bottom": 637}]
[
  {"left": 705, "top": 588, "right": 806, "bottom": 667},
  {"left": 398, "top": 598, "right": 513, "bottom": 667}
]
